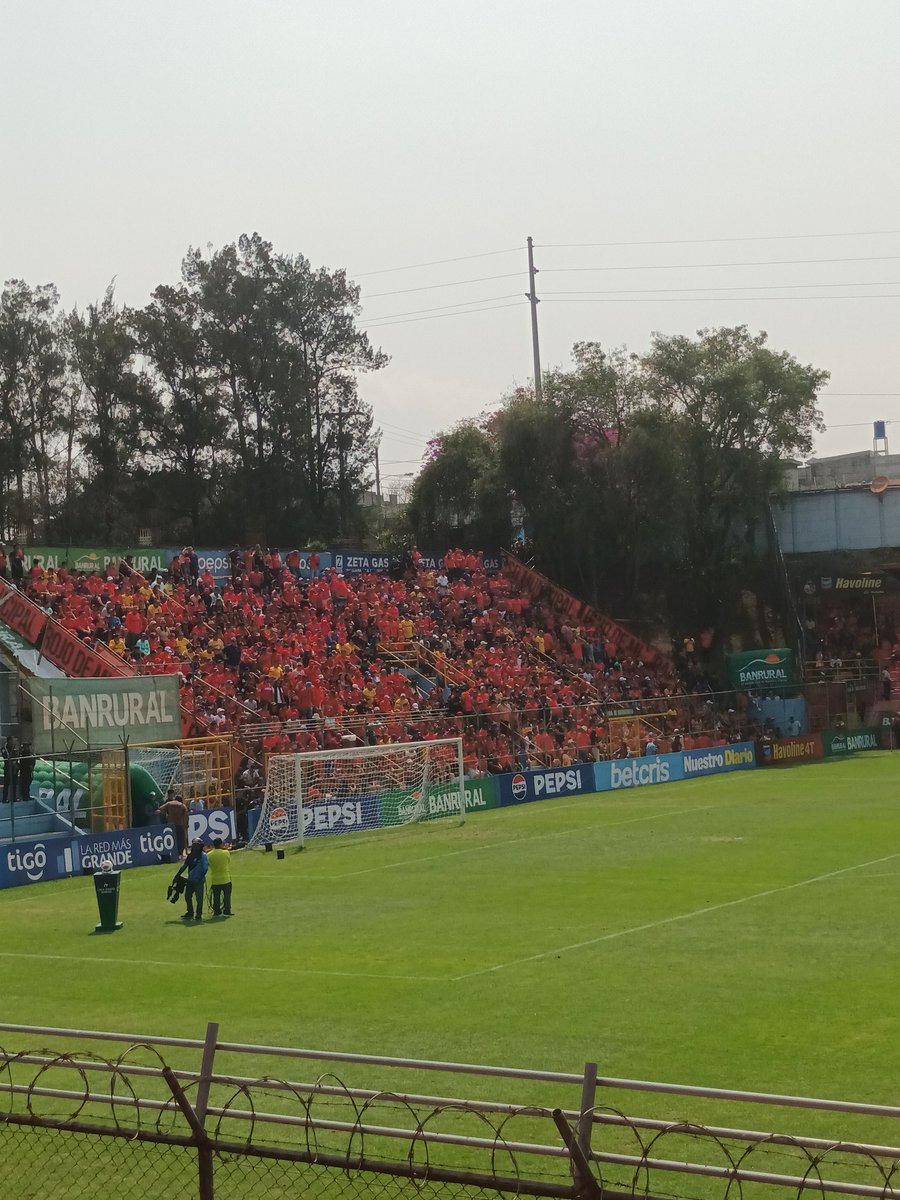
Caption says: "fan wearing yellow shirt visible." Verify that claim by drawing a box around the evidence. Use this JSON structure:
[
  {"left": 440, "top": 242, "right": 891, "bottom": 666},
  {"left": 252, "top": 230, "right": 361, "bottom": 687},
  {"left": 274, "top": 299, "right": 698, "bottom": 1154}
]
[{"left": 207, "top": 838, "right": 233, "bottom": 916}]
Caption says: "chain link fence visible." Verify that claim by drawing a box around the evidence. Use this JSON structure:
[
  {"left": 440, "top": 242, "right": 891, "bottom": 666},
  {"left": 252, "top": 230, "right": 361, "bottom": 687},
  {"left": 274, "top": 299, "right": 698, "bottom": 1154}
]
[{"left": 3, "top": 1025, "right": 900, "bottom": 1200}]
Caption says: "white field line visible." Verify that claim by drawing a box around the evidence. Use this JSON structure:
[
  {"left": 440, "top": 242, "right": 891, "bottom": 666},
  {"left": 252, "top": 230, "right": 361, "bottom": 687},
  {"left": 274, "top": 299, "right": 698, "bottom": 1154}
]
[
  {"left": 0, "top": 950, "right": 445, "bottom": 984},
  {"left": 280, "top": 802, "right": 725, "bottom": 882},
  {"left": 451, "top": 851, "right": 900, "bottom": 981}
]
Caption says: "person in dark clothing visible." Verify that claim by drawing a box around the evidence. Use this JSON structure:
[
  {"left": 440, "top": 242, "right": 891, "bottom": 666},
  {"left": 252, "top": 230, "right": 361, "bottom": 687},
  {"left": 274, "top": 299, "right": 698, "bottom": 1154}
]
[
  {"left": 18, "top": 744, "right": 35, "bottom": 803},
  {"left": 175, "top": 838, "right": 209, "bottom": 921},
  {"left": 1, "top": 739, "right": 16, "bottom": 803},
  {"left": 9, "top": 544, "right": 24, "bottom": 585}
]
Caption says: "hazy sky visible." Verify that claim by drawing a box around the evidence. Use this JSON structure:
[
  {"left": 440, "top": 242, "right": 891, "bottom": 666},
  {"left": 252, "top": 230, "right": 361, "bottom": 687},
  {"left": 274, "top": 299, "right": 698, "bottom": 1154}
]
[{"left": 4, "top": 0, "right": 900, "bottom": 492}]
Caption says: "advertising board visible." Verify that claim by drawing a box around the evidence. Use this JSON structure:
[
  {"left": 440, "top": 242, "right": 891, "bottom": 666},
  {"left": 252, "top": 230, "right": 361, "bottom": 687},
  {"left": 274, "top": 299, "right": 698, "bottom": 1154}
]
[
  {"left": 822, "top": 728, "right": 880, "bottom": 756},
  {"left": 726, "top": 648, "right": 796, "bottom": 689},
  {"left": 496, "top": 764, "right": 596, "bottom": 806},
  {"left": 26, "top": 676, "right": 182, "bottom": 753},
  {"left": 681, "top": 742, "right": 757, "bottom": 777},
  {"left": 759, "top": 733, "right": 824, "bottom": 766},
  {"left": 188, "top": 807, "right": 237, "bottom": 843}
]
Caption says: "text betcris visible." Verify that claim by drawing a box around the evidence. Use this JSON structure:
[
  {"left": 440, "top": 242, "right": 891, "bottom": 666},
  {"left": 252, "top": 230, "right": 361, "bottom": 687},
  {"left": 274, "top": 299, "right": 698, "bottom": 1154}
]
[{"left": 610, "top": 760, "right": 670, "bottom": 788}]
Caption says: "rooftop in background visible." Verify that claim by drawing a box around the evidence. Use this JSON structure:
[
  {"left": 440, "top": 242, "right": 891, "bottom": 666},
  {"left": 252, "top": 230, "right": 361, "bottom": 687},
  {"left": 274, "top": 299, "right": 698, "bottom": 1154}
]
[{"left": 785, "top": 448, "right": 900, "bottom": 492}]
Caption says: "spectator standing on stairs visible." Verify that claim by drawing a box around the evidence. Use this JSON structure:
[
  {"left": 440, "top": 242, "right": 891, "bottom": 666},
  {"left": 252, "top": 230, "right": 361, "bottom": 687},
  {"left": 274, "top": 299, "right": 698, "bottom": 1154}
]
[
  {"left": 18, "top": 743, "right": 35, "bottom": 803},
  {"left": 1, "top": 739, "right": 16, "bottom": 804}
]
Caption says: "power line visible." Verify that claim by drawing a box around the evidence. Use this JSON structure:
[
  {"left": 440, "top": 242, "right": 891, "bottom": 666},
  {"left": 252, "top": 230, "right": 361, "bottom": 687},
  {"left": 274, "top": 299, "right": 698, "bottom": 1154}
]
[
  {"left": 537, "top": 228, "right": 900, "bottom": 249},
  {"left": 541, "top": 293, "right": 900, "bottom": 303},
  {"left": 825, "top": 392, "right": 900, "bottom": 397},
  {"left": 363, "top": 293, "right": 521, "bottom": 324},
  {"left": 354, "top": 246, "right": 520, "bottom": 278},
  {"left": 362, "top": 299, "right": 525, "bottom": 330},
  {"left": 363, "top": 272, "right": 524, "bottom": 299},
  {"left": 542, "top": 279, "right": 900, "bottom": 296},
  {"left": 541, "top": 254, "right": 900, "bottom": 274}
]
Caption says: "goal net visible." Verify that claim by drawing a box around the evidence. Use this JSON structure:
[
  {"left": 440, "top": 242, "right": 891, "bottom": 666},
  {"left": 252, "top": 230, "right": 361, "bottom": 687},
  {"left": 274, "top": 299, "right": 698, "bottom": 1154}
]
[{"left": 247, "top": 737, "right": 466, "bottom": 848}]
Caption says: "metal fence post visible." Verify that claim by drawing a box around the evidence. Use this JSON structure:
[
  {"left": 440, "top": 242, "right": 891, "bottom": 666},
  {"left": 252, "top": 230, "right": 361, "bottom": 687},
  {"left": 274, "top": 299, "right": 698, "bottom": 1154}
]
[
  {"left": 575, "top": 1062, "right": 598, "bottom": 1193},
  {"left": 195, "top": 1021, "right": 219, "bottom": 1200}
]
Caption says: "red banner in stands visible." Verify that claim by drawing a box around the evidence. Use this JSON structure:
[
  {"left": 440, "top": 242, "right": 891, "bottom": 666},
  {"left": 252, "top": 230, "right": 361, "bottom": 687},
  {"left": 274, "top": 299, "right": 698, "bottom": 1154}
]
[
  {"left": 502, "top": 554, "right": 664, "bottom": 667},
  {"left": 0, "top": 577, "right": 129, "bottom": 678},
  {"left": 0, "top": 577, "right": 48, "bottom": 644},
  {"left": 39, "top": 621, "right": 128, "bottom": 679}
]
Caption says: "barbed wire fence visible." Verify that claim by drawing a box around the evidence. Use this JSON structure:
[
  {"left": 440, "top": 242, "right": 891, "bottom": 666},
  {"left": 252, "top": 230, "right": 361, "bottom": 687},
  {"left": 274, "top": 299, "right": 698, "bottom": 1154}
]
[{"left": 2, "top": 1023, "right": 900, "bottom": 1200}]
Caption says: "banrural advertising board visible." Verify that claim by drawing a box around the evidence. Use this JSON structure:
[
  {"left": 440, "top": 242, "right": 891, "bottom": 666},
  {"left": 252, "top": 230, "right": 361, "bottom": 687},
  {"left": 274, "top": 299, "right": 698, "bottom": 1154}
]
[{"left": 25, "top": 676, "right": 182, "bottom": 753}]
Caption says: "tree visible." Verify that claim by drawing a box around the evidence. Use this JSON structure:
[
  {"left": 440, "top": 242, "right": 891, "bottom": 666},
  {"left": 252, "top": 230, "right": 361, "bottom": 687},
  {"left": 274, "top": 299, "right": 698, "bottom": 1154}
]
[
  {"left": 132, "top": 284, "right": 227, "bottom": 540},
  {"left": 641, "top": 325, "right": 827, "bottom": 623},
  {"left": 407, "top": 421, "right": 510, "bottom": 548},
  {"left": 0, "top": 280, "right": 68, "bottom": 538},
  {"left": 181, "top": 233, "right": 386, "bottom": 542},
  {"left": 65, "top": 284, "right": 160, "bottom": 541}
]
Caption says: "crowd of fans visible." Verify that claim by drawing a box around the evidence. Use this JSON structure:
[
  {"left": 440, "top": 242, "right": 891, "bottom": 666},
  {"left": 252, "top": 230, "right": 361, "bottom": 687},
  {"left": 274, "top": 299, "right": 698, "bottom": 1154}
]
[{"left": 4, "top": 545, "right": 753, "bottom": 803}]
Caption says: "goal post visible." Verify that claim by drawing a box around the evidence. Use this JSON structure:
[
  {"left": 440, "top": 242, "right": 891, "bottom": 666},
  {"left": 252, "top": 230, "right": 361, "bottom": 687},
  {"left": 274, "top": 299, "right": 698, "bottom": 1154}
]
[{"left": 247, "top": 737, "right": 467, "bottom": 849}]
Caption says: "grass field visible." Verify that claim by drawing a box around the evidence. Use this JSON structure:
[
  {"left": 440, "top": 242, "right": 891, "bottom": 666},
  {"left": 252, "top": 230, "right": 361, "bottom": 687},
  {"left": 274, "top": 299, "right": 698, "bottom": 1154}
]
[{"left": 4, "top": 752, "right": 900, "bottom": 1109}]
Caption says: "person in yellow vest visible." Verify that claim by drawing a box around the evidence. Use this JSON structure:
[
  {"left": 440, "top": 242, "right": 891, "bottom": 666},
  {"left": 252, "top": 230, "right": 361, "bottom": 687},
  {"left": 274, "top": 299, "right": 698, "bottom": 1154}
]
[{"left": 207, "top": 838, "right": 233, "bottom": 916}]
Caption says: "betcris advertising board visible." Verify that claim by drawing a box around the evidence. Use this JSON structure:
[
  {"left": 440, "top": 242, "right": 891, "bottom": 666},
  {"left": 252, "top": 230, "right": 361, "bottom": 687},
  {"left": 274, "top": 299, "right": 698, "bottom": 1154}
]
[
  {"left": 497, "top": 764, "right": 596, "bottom": 806},
  {"left": 594, "top": 752, "right": 685, "bottom": 791}
]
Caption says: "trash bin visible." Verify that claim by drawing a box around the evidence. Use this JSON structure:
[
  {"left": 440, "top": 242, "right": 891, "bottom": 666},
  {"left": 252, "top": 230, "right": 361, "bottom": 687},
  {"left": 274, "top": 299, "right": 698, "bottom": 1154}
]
[{"left": 93, "top": 870, "right": 123, "bottom": 933}]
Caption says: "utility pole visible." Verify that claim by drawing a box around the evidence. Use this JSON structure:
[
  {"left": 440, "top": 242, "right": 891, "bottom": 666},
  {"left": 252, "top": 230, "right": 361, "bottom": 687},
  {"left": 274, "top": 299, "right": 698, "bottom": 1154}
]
[
  {"left": 526, "top": 235, "right": 543, "bottom": 401},
  {"left": 374, "top": 439, "right": 382, "bottom": 503}
]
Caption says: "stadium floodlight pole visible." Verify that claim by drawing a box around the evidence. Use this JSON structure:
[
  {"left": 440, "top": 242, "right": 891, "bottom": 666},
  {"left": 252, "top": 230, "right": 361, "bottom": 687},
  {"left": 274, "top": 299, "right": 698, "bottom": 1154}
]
[{"left": 526, "top": 236, "right": 543, "bottom": 402}]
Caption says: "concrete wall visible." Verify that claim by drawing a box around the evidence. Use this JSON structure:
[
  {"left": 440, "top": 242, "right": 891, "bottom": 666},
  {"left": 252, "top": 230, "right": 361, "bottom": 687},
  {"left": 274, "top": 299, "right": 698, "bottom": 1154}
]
[{"left": 773, "top": 489, "right": 900, "bottom": 553}]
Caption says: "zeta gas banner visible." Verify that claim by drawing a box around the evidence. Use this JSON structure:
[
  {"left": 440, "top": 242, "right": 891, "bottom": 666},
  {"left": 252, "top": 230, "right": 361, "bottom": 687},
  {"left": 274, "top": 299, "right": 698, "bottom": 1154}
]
[
  {"left": 496, "top": 764, "right": 596, "bottom": 806},
  {"left": 26, "top": 676, "right": 182, "bottom": 752},
  {"left": 726, "top": 648, "right": 796, "bottom": 689},
  {"left": 822, "top": 728, "right": 880, "bottom": 756}
]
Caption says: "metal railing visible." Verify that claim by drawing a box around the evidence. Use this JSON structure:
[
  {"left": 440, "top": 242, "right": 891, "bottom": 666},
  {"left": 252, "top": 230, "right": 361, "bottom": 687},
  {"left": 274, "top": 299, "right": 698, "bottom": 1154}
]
[{"left": 3, "top": 1021, "right": 900, "bottom": 1200}]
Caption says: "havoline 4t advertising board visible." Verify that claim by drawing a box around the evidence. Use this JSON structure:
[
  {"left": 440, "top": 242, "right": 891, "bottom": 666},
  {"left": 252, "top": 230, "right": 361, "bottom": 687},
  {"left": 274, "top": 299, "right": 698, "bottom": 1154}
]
[{"left": 726, "top": 648, "right": 796, "bottom": 689}]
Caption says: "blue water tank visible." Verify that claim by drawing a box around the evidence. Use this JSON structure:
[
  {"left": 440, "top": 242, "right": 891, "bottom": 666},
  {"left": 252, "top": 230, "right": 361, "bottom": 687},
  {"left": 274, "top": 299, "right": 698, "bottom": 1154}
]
[{"left": 874, "top": 420, "right": 887, "bottom": 439}]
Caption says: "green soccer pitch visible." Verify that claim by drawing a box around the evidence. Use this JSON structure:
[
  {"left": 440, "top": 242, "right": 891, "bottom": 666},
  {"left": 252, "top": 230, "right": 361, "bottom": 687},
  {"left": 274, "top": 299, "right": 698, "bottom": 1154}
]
[{"left": 3, "top": 752, "right": 900, "bottom": 1106}]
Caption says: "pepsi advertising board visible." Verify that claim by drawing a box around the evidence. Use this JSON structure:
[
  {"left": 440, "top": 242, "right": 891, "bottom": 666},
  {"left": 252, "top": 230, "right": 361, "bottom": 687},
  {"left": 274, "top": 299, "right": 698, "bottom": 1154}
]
[
  {"left": 302, "top": 794, "right": 381, "bottom": 837},
  {"left": 497, "top": 764, "right": 596, "bottom": 806},
  {"left": 188, "top": 807, "right": 237, "bottom": 844}
]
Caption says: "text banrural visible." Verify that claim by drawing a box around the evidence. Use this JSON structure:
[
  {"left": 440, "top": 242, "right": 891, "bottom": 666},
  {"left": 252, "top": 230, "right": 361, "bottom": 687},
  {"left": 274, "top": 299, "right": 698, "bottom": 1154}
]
[{"left": 39, "top": 689, "right": 176, "bottom": 734}]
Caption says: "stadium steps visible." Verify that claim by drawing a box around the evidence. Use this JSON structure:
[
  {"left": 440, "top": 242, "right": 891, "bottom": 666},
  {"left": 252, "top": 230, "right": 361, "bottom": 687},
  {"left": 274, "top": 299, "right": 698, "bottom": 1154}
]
[{"left": 0, "top": 798, "right": 73, "bottom": 840}]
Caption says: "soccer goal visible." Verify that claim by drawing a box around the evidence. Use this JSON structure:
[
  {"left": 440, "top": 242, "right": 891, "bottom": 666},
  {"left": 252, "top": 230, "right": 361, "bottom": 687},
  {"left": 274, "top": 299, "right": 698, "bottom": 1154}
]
[{"left": 247, "top": 737, "right": 467, "bottom": 849}]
